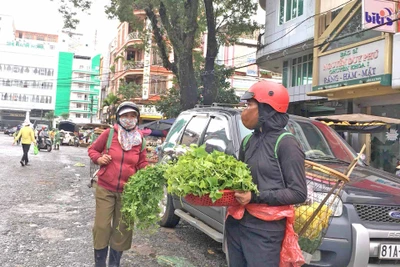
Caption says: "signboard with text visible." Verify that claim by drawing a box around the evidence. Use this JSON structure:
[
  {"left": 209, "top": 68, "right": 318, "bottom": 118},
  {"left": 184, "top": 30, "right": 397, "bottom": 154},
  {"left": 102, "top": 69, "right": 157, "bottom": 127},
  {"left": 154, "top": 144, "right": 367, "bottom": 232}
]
[
  {"left": 137, "top": 105, "right": 163, "bottom": 117},
  {"left": 362, "top": 0, "right": 396, "bottom": 33},
  {"left": 314, "top": 40, "right": 389, "bottom": 91}
]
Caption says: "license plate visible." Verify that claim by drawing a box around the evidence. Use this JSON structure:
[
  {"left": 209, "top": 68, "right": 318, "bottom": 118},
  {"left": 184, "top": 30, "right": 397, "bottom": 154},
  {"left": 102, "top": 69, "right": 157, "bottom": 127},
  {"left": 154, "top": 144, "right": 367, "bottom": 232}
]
[{"left": 379, "top": 244, "right": 400, "bottom": 259}]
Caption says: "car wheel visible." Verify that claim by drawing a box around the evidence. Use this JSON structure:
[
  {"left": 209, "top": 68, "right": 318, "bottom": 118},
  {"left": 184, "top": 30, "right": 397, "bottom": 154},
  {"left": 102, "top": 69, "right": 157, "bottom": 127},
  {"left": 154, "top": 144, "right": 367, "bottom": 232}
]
[{"left": 159, "top": 186, "right": 180, "bottom": 228}]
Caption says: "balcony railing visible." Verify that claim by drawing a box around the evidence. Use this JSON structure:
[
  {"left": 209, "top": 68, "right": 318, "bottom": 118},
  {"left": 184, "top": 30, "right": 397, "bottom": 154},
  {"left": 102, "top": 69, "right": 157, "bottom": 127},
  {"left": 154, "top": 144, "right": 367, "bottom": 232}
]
[
  {"left": 124, "top": 61, "right": 144, "bottom": 70},
  {"left": 125, "top": 32, "right": 140, "bottom": 42}
]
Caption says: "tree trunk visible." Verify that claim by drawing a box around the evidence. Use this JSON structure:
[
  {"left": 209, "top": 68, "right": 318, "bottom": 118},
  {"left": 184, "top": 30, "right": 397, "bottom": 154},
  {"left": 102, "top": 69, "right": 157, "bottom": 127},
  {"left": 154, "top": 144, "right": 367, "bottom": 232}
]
[
  {"left": 177, "top": 53, "right": 198, "bottom": 110},
  {"left": 202, "top": 0, "right": 218, "bottom": 105}
]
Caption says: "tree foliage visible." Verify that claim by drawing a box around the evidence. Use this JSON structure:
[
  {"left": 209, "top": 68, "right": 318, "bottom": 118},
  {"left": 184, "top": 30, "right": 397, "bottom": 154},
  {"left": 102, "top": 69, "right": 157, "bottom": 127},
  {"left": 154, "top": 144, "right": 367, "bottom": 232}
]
[
  {"left": 44, "top": 111, "right": 56, "bottom": 122},
  {"left": 102, "top": 93, "right": 121, "bottom": 124},
  {"left": 154, "top": 63, "right": 239, "bottom": 118},
  {"left": 58, "top": 0, "right": 260, "bottom": 109},
  {"left": 117, "top": 81, "right": 142, "bottom": 100},
  {"left": 60, "top": 113, "right": 70, "bottom": 120}
]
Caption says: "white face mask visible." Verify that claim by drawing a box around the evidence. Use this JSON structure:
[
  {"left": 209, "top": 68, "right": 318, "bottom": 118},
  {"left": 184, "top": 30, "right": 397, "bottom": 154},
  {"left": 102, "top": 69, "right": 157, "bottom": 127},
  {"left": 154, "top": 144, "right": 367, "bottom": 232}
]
[{"left": 119, "top": 117, "right": 137, "bottom": 130}]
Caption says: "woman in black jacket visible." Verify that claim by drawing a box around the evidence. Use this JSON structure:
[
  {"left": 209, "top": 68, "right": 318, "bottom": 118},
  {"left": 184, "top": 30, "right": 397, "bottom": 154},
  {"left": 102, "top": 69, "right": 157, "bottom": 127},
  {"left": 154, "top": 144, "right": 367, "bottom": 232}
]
[{"left": 226, "top": 80, "right": 307, "bottom": 267}]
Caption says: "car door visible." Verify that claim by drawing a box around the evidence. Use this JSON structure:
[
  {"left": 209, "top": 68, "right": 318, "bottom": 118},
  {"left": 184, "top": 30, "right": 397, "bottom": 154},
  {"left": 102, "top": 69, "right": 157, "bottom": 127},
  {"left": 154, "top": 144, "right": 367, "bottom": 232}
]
[{"left": 195, "top": 115, "right": 235, "bottom": 232}]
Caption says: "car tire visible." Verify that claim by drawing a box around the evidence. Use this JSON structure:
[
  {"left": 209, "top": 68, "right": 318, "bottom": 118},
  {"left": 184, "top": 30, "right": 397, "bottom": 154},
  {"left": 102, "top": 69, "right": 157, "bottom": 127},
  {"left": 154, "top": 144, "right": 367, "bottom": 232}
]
[{"left": 159, "top": 189, "right": 180, "bottom": 228}]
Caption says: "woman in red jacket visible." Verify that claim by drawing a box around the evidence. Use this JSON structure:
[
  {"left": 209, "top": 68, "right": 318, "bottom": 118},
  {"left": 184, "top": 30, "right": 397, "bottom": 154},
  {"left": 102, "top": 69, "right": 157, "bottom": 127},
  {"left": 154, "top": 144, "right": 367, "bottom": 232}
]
[{"left": 88, "top": 101, "right": 148, "bottom": 267}]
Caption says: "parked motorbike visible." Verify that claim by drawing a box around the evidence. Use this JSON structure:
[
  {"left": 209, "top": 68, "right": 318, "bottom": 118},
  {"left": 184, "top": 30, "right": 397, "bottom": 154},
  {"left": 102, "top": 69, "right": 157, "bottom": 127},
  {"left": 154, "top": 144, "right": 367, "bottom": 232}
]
[{"left": 37, "top": 135, "right": 52, "bottom": 152}]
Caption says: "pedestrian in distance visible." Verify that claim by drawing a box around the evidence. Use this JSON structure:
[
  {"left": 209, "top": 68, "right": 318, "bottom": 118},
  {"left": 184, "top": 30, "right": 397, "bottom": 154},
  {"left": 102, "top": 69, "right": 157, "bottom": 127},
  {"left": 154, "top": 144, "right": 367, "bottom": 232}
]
[
  {"left": 53, "top": 128, "right": 61, "bottom": 150},
  {"left": 225, "top": 80, "right": 308, "bottom": 267},
  {"left": 14, "top": 120, "right": 36, "bottom": 167},
  {"left": 88, "top": 101, "right": 148, "bottom": 267}
]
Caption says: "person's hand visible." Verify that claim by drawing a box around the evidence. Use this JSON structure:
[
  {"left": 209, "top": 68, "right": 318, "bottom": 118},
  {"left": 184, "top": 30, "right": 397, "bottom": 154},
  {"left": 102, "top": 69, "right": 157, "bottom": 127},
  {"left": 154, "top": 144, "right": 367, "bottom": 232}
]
[
  {"left": 97, "top": 154, "right": 112, "bottom": 166},
  {"left": 235, "top": 190, "right": 251, "bottom": 206}
]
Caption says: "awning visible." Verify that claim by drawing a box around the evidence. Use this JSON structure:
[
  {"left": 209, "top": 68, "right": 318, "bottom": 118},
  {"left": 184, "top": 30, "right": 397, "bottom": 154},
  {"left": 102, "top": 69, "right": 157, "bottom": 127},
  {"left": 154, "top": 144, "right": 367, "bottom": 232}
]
[
  {"left": 312, "top": 113, "right": 400, "bottom": 133},
  {"left": 312, "top": 114, "right": 400, "bottom": 125},
  {"left": 141, "top": 115, "right": 163, "bottom": 120}
]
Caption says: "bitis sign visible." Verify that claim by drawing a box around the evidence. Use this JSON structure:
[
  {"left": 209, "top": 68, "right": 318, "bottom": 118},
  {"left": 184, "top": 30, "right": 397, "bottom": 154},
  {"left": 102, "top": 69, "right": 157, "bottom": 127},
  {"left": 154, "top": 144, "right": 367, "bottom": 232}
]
[{"left": 362, "top": 0, "right": 396, "bottom": 33}]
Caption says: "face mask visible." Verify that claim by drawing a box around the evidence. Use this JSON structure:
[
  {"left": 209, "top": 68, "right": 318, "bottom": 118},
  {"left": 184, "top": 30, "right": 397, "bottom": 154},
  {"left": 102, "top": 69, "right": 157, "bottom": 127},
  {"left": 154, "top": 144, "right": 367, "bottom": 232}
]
[
  {"left": 119, "top": 117, "right": 137, "bottom": 130},
  {"left": 241, "top": 104, "right": 259, "bottom": 130}
]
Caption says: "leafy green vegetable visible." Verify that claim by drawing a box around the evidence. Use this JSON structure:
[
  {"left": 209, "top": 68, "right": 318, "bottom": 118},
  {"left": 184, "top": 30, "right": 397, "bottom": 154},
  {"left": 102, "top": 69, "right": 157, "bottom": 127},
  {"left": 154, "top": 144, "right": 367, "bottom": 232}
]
[
  {"left": 165, "top": 145, "right": 258, "bottom": 202},
  {"left": 121, "top": 164, "right": 167, "bottom": 232}
]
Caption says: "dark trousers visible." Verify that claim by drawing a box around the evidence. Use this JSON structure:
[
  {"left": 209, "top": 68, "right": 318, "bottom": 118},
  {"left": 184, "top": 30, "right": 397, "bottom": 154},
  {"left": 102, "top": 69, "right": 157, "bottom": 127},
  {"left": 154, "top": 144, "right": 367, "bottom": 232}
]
[
  {"left": 21, "top": 144, "right": 30, "bottom": 164},
  {"left": 225, "top": 216, "right": 285, "bottom": 267}
]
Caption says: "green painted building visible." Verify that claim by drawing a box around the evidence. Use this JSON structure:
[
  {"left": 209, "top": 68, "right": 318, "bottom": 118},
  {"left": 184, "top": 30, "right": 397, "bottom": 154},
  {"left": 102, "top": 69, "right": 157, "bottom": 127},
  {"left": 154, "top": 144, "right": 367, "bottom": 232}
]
[{"left": 55, "top": 53, "right": 101, "bottom": 122}]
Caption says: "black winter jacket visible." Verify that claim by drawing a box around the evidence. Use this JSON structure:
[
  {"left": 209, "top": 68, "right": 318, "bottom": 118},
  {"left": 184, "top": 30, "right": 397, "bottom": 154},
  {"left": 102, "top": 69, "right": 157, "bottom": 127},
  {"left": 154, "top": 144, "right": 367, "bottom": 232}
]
[{"left": 237, "top": 104, "right": 307, "bottom": 230}]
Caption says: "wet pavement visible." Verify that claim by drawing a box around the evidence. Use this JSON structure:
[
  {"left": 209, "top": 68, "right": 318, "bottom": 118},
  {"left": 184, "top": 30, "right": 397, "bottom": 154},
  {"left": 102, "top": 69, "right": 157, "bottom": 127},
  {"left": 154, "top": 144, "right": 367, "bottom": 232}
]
[{"left": 0, "top": 133, "right": 227, "bottom": 267}]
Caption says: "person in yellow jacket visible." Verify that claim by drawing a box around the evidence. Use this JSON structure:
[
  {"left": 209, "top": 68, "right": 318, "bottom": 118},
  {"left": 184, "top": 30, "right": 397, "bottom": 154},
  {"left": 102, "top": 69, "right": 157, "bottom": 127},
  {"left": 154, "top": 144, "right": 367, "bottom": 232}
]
[{"left": 14, "top": 120, "right": 36, "bottom": 167}]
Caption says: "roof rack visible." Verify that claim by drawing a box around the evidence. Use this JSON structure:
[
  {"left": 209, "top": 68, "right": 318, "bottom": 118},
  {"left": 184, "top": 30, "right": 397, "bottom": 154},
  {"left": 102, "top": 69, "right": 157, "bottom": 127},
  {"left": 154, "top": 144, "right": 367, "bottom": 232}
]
[{"left": 194, "top": 103, "right": 245, "bottom": 108}]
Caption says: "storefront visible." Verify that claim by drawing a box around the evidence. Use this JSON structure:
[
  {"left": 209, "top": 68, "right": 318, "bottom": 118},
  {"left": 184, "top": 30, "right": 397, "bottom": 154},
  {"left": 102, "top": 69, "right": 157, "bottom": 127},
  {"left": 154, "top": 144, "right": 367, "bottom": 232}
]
[
  {"left": 307, "top": 0, "right": 400, "bottom": 172},
  {"left": 0, "top": 110, "right": 27, "bottom": 128},
  {"left": 137, "top": 104, "right": 164, "bottom": 124}
]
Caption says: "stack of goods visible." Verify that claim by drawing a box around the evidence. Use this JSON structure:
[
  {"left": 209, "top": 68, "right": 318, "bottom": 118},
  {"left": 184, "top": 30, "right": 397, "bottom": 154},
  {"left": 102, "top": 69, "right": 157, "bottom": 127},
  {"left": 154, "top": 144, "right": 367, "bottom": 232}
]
[{"left": 144, "top": 136, "right": 162, "bottom": 164}]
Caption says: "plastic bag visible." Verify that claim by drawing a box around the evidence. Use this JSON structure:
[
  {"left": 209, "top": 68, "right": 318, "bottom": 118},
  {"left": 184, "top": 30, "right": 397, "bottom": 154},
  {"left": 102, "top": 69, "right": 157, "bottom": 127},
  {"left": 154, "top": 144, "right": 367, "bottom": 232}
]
[
  {"left": 33, "top": 145, "right": 39, "bottom": 155},
  {"left": 227, "top": 204, "right": 305, "bottom": 267}
]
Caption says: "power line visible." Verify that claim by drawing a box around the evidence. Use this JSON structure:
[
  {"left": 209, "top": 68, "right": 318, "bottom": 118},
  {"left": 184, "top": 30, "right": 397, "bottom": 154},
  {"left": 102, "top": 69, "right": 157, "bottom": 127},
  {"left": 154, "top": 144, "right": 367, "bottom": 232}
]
[
  {"left": 206, "top": 0, "right": 355, "bottom": 62},
  {"left": 228, "top": 14, "right": 400, "bottom": 72}
]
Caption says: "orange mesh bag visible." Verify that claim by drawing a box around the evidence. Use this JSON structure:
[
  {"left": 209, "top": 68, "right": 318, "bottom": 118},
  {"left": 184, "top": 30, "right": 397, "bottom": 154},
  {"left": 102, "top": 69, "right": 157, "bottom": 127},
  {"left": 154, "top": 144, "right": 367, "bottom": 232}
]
[{"left": 227, "top": 204, "right": 305, "bottom": 267}]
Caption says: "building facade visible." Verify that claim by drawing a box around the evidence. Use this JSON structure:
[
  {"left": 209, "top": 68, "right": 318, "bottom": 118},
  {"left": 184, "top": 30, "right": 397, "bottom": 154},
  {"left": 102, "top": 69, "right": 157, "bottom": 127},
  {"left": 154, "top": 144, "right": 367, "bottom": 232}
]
[
  {"left": 307, "top": 0, "right": 400, "bottom": 174},
  {"left": 0, "top": 15, "right": 59, "bottom": 128},
  {"left": 108, "top": 11, "right": 173, "bottom": 122},
  {"left": 212, "top": 31, "right": 282, "bottom": 98},
  {"left": 54, "top": 53, "right": 101, "bottom": 123},
  {"left": 257, "top": 0, "right": 400, "bottom": 173},
  {"left": 257, "top": 0, "right": 327, "bottom": 117}
]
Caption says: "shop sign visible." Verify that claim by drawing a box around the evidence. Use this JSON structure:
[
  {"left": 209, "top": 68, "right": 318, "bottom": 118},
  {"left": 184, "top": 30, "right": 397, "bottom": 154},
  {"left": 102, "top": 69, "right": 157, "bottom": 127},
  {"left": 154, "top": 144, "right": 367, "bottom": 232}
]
[
  {"left": 362, "top": 0, "right": 396, "bottom": 33},
  {"left": 393, "top": 33, "right": 400, "bottom": 89},
  {"left": 246, "top": 58, "right": 258, "bottom": 76},
  {"left": 314, "top": 39, "right": 388, "bottom": 91},
  {"left": 137, "top": 105, "right": 163, "bottom": 117},
  {"left": 386, "top": 129, "right": 398, "bottom": 141}
]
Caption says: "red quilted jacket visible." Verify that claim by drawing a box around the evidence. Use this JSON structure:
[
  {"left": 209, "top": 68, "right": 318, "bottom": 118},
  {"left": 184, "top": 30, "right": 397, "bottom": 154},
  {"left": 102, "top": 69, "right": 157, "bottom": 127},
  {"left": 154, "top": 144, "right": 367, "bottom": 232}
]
[{"left": 88, "top": 125, "right": 148, "bottom": 192}]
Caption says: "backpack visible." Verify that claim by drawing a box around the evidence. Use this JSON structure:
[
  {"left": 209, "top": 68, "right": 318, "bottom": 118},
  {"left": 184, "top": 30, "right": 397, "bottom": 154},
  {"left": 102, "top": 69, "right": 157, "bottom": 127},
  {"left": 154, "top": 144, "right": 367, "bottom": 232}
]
[
  {"left": 242, "top": 131, "right": 293, "bottom": 187},
  {"left": 242, "top": 132, "right": 293, "bottom": 158}
]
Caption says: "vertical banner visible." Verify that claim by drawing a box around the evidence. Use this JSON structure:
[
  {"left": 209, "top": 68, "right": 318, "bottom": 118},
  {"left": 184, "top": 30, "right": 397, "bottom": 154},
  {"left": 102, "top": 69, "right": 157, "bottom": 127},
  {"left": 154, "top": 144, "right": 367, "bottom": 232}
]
[{"left": 142, "top": 18, "right": 152, "bottom": 100}]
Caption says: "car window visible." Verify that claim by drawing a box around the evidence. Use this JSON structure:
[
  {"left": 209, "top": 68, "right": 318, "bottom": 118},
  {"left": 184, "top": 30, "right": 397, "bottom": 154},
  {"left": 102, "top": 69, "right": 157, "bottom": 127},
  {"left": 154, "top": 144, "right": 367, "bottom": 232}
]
[
  {"left": 163, "top": 114, "right": 191, "bottom": 149},
  {"left": 181, "top": 116, "right": 209, "bottom": 146},
  {"left": 289, "top": 120, "right": 334, "bottom": 157},
  {"left": 286, "top": 119, "right": 357, "bottom": 163},
  {"left": 202, "top": 117, "right": 234, "bottom": 155}
]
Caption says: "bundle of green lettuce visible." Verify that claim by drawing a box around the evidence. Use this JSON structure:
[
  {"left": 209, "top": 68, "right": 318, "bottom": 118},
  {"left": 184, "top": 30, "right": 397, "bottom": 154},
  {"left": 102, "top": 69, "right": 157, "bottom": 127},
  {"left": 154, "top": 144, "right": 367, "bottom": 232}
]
[
  {"left": 121, "top": 164, "right": 167, "bottom": 231},
  {"left": 165, "top": 145, "right": 258, "bottom": 202}
]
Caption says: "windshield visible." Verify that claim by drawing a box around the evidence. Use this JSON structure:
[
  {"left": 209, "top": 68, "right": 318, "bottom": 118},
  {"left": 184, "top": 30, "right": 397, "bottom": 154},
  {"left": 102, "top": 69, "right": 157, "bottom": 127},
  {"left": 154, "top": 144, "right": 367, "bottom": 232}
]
[{"left": 238, "top": 115, "right": 360, "bottom": 164}]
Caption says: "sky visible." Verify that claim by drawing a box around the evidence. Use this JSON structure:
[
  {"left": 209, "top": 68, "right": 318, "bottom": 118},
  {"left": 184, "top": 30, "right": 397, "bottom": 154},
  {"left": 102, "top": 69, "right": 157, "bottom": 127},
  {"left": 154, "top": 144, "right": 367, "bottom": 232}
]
[{"left": 0, "top": 0, "right": 119, "bottom": 54}]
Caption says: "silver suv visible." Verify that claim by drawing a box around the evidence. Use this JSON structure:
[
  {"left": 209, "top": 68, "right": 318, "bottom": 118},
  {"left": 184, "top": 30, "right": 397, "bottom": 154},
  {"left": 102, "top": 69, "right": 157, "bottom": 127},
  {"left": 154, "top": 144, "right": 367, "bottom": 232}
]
[{"left": 159, "top": 106, "right": 400, "bottom": 267}]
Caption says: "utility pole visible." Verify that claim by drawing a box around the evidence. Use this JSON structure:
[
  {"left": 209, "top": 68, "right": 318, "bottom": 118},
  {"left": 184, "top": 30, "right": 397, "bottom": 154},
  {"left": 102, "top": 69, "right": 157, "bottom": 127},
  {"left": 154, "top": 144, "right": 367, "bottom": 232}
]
[{"left": 90, "top": 96, "right": 93, "bottom": 123}]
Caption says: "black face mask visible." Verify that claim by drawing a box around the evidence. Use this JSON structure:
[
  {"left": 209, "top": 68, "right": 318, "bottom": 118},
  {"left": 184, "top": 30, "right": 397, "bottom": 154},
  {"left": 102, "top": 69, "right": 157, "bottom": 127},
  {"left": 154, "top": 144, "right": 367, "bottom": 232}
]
[{"left": 255, "top": 103, "right": 276, "bottom": 131}]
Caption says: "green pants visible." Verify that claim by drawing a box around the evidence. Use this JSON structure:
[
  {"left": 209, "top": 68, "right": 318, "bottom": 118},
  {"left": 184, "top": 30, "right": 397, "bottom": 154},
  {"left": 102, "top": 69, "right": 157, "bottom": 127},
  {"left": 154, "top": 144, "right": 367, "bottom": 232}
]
[{"left": 93, "top": 185, "right": 132, "bottom": 251}]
